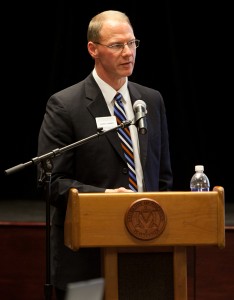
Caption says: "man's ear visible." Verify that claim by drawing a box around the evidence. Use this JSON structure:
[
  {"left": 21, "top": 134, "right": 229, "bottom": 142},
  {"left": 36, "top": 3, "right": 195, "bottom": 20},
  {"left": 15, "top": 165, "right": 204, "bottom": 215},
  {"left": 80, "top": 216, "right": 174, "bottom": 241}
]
[{"left": 87, "top": 42, "right": 99, "bottom": 59}]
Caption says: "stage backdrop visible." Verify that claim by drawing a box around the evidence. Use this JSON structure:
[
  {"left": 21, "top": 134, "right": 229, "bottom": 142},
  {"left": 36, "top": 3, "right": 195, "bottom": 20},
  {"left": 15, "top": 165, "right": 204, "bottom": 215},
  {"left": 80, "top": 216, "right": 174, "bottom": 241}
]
[{"left": 1, "top": 1, "right": 232, "bottom": 203}]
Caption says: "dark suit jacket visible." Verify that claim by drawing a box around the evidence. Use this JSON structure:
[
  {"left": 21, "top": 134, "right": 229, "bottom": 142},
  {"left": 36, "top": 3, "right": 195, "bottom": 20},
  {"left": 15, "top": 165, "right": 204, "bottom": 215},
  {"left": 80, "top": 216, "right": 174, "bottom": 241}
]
[{"left": 37, "top": 73, "right": 173, "bottom": 289}]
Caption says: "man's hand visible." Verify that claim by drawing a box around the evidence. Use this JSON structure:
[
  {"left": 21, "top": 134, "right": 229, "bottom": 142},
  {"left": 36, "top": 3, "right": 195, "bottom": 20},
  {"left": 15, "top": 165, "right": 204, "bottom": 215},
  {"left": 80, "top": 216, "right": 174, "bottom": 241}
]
[{"left": 105, "top": 187, "right": 134, "bottom": 193}]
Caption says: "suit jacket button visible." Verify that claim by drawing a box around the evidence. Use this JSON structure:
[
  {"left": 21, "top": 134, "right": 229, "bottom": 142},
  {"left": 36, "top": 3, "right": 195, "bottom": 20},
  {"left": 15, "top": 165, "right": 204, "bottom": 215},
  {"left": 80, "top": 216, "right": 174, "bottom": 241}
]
[{"left": 123, "top": 168, "right": 128, "bottom": 174}]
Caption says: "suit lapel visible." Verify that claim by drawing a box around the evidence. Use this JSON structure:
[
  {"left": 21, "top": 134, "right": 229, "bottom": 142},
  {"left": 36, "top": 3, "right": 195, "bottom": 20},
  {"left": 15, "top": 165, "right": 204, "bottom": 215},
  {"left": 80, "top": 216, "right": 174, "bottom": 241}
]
[{"left": 85, "top": 76, "right": 125, "bottom": 160}]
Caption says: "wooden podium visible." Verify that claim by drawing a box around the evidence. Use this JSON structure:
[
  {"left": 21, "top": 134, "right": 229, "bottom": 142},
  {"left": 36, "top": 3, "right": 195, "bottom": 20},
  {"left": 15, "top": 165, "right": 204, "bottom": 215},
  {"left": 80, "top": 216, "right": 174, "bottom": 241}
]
[{"left": 64, "top": 186, "right": 225, "bottom": 300}]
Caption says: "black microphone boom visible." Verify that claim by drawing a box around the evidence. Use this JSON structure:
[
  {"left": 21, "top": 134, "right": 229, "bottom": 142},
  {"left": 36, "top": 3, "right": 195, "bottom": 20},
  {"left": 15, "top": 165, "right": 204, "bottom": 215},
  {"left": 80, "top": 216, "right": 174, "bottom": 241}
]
[{"left": 133, "top": 100, "right": 147, "bottom": 134}]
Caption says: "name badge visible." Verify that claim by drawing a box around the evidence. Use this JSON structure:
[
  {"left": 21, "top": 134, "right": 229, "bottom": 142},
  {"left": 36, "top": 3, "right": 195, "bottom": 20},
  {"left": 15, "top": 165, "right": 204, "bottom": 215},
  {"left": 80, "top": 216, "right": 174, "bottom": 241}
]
[{"left": 96, "top": 116, "right": 117, "bottom": 131}]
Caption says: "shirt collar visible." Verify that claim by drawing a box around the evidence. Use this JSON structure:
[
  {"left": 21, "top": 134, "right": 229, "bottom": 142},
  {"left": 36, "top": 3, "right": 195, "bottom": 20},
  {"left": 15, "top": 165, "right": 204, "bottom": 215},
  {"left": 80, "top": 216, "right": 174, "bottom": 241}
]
[{"left": 92, "top": 69, "right": 128, "bottom": 105}]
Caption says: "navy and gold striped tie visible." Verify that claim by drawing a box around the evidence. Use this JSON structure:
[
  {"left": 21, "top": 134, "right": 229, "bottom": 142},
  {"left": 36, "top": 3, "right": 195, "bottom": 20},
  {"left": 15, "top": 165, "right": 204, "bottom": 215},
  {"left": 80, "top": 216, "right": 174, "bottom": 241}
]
[{"left": 114, "top": 92, "right": 138, "bottom": 192}]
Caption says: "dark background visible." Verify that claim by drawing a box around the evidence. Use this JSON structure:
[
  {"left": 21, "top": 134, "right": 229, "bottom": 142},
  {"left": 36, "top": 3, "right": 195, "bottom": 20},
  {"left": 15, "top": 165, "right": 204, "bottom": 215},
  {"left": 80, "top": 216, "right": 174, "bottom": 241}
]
[{"left": 1, "top": 1, "right": 232, "bottom": 203}]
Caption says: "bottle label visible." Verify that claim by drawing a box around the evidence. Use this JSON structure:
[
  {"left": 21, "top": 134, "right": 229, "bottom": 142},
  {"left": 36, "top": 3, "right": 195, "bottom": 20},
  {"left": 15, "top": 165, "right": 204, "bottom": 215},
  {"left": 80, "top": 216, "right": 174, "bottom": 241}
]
[{"left": 191, "top": 188, "right": 209, "bottom": 192}]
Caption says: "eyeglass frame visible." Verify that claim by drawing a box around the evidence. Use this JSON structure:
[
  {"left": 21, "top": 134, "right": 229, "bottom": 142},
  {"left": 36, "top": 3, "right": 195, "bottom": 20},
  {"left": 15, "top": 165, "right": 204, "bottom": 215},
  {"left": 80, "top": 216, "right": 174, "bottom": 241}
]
[{"left": 93, "top": 39, "right": 140, "bottom": 52}]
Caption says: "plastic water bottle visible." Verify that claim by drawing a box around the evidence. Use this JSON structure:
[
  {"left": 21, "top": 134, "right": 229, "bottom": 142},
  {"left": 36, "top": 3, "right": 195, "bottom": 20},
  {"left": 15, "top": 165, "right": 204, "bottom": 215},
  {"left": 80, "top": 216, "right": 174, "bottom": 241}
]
[{"left": 190, "top": 165, "right": 210, "bottom": 191}]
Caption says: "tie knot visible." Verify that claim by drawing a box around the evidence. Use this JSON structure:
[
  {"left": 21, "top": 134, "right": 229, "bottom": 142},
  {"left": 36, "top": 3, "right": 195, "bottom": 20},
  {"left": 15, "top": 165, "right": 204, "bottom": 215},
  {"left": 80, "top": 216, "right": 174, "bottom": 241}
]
[{"left": 114, "top": 92, "right": 122, "bottom": 104}]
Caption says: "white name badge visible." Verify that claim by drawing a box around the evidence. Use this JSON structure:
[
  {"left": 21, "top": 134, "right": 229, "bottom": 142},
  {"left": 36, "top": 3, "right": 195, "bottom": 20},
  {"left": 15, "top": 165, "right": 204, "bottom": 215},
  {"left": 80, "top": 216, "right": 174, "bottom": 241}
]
[{"left": 96, "top": 116, "right": 117, "bottom": 131}]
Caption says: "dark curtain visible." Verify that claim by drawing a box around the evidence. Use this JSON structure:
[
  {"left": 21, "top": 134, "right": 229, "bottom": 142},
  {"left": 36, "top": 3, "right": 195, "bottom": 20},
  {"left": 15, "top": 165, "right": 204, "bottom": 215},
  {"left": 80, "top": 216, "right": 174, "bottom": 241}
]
[{"left": 1, "top": 1, "right": 232, "bottom": 203}]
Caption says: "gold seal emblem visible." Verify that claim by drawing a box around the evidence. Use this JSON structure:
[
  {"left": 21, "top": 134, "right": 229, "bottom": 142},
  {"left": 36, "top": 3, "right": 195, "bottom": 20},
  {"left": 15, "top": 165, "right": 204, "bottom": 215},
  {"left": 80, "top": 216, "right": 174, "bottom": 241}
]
[{"left": 125, "top": 198, "right": 166, "bottom": 240}]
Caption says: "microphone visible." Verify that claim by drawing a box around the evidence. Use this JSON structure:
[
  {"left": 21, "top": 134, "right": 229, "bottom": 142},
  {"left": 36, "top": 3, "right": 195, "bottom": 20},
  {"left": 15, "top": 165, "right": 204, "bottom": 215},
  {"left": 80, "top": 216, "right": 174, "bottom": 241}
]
[{"left": 133, "top": 100, "right": 147, "bottom": 134}]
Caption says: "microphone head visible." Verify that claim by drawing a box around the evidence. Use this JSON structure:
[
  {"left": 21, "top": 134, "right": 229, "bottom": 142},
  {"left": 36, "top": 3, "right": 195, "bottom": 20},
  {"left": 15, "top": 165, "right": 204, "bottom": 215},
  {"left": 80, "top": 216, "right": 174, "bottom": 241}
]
[
  {"left": 132, "top": 100, "right": 147, "bottom": 135},
  {"left": 133, "top": 100, "right": 147, "bottom": 111}
]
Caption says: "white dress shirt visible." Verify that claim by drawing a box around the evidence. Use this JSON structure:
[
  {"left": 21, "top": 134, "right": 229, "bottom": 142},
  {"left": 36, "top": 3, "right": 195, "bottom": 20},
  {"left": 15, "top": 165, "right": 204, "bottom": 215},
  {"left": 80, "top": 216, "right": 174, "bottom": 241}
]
[{"left": 92, "top": 69, "right": 144, "bottom": 191}]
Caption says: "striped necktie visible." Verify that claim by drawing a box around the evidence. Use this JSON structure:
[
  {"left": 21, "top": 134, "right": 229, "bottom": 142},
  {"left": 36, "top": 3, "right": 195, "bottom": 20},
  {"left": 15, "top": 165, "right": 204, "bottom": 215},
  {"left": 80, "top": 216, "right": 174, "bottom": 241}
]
[{"left": 114, "top": 92, "right": 138, "bottom": 192}]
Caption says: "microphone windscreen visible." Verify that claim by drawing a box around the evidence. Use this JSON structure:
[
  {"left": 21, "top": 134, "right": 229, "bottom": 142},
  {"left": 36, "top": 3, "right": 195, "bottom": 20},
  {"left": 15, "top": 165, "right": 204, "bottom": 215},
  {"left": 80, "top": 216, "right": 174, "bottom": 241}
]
[{"left": 133, "top": 100, "right": 147, "bottom": 111}]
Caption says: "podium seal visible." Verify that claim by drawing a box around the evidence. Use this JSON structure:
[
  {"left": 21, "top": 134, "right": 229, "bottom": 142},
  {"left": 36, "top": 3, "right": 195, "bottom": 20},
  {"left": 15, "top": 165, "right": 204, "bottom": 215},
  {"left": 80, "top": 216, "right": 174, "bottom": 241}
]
[{"left": 125, "top": 198, "right": 166, "bottom": 240}]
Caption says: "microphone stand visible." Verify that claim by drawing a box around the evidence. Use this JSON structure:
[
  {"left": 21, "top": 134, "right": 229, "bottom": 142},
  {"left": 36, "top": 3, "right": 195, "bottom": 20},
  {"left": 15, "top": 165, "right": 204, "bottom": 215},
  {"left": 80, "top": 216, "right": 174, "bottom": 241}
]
[{"left": 4, "top": 119, "right": 133, "bottom": 300}]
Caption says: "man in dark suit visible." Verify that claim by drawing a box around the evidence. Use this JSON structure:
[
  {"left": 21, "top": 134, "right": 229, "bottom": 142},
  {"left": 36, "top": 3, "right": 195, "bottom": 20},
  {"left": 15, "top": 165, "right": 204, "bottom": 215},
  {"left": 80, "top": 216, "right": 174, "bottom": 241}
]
[{"left": 37, "top": 10, "right": 173, "bottom": 300}]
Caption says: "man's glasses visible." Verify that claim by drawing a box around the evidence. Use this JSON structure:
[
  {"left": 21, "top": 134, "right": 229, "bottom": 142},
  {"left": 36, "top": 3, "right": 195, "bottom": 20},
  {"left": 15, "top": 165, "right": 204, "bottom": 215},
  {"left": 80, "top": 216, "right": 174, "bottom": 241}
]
[{"left": 93, "top": 39, "right": 140, "bottom": 52}]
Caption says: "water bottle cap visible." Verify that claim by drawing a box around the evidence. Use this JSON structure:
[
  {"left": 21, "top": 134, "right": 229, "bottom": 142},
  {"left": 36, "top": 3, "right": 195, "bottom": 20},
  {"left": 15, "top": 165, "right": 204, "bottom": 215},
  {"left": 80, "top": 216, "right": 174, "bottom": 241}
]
[{"left": 195, "top": 165, "right": 204, "bottom": 172}]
